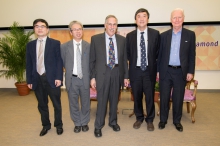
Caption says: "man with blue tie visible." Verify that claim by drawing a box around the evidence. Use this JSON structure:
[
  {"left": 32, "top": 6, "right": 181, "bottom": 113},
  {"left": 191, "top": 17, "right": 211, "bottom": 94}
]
[
  {"left": 90, "top": 15, "right": 129, "bottom": 137},
  {"left": 26, "top": 19, "right": 63, "bottom": 136},
  {"left": 126, "top": 8, "right": 160, "bottom": 131},
  {"left": 157, "top": 8, "right": 196, "bottom": 132}
]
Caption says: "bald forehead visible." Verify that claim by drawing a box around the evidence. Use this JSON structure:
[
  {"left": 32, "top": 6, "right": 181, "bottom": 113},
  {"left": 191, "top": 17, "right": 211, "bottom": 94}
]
[{"left": 171, "top": 9, "right": 184, "bottom": 18}]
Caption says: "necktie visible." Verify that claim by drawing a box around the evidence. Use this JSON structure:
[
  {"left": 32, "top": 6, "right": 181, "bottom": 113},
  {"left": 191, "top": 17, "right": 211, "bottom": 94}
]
[
  {"left": 37, "top": 40, "right": 44, "bottom": 75},
  {"left": 107, "top": 38, "right": 115, "bottom": 69},
  {"left": 76, "top": 43, "right": 83, "bottom": 79},
  {"left": 140, "top": 32, "right": 147, "bottom": 71}
]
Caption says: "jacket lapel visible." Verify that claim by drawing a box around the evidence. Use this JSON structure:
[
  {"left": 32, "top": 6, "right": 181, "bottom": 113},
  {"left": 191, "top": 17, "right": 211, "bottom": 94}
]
[
  {"left": 81, "top": 40, "right": 86, "bottom": 56},
  {"left": 115, "top": 34, "right": 120, "bottom": 60},
  {"left": 133, "top": 30, "right": 138, "bottom": 63},
  {"left": 147, "top": 28, "right": 152, "bottom": 57},
  {"left": 101, "top": 33, "right": 107, "bottom": 64},
  {"left": 44, "top": 37, "right": 50, "bottom": 59},
  {"left": 32, "top": 40, "right": 37, "bottom": 64},
  {"left": 180, "top": 28, "right": 187, "bottom": 55},
  {"left": 166, "top": 30, "right": 172, "bottom": 57},
  {"left": 67, "top": 40, "right": 74, "bottom": 60}
]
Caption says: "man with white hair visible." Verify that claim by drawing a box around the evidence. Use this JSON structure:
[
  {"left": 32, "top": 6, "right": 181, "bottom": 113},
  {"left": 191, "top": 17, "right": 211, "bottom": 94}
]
[{"left": 157, "top": 8, "right": 196, "bottom": 132}]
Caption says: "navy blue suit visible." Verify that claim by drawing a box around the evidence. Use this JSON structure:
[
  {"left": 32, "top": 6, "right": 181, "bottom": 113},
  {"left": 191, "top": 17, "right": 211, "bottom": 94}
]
[
  {"left": 157, "top": 28, "right": 196, "bottom": 124},
  {"left": 26, "top": 37, "right": 63, "bottom": 129},
  {"left": 127, "top": 28, "right": 160, "bottom": 122}
]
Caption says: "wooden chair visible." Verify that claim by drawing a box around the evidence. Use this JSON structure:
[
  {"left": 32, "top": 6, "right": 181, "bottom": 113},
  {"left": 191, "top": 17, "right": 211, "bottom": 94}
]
[{"left": 157, "top": 79, "right": 198, "bottom": 123}]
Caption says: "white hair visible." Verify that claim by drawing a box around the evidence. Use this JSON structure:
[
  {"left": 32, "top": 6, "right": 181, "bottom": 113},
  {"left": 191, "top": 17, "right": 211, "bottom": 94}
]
[{"left": 171, "top": 8, "right": 185, "bottom": 17}]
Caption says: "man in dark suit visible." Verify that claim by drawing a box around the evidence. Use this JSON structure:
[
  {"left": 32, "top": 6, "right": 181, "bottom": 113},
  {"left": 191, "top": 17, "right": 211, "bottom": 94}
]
[
  {"left": 157, "top": 8, "right": 196, "bottom": 132},
  {"left": 126, "top": 8, "right": 160, "bottom": 131},
  {"left": 90, "top": 15, "right": 129, "bottom": 138},
  {"left": 61, "top": 21, "right": 90, "bottom": 133},
  {"left": 26, "top": 19, "right": 63, "bottom": 136}
]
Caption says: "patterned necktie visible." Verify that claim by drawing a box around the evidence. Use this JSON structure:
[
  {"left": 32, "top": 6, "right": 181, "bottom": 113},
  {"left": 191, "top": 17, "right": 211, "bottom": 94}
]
[
  {"left": 107, "top": 38, "right": 115, "bottom": 69},
  {"left": 37, "top": 39, "right": 44, "bottom": 75},
  {"left": 76, "top": 43, "right": 83, "bottom": 79},
  {"left": 140, "top": 32, "right": 147, "bottom": 71}
]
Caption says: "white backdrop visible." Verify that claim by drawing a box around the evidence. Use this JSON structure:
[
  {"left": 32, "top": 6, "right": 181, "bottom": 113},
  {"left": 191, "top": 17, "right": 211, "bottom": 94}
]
[{"left": 0, "top": 0, "right": 220, "bottom": 27}]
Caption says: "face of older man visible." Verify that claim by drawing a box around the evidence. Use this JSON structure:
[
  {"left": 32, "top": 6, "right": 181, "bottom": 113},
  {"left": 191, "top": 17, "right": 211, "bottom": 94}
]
[
  {"left": 171, "top": 10, "right": 184, "bottom": 30},
  {"left": 105, "top": 17, "right": 117, "bottom": 37}
]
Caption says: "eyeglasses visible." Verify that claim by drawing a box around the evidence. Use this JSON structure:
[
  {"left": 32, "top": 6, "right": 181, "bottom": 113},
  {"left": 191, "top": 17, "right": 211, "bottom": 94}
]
[
  {"left": 34, "top": 25, "right": 47, "bottom": 29},
  {"left": 107, "top": 23, "right": 117, "bottom": 27},
  {"left": 71, "top": 28, "right": 82, "bottom": 32}
]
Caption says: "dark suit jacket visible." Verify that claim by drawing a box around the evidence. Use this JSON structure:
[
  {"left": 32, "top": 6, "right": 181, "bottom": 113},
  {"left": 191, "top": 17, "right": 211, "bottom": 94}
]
[
  {"left": 26, "top": 37, "right": 63, "bottom": 90},
  {"left": 61, "top": 40, "right": 90, "bottom": 91},
  {"left": 126, "top": 28, "right": 160, "bottom": 82},
  {"left": 157, "top": 28, "right": 196, "bottom": 80},
  {"left": 90, "top": 33, "right": 128, "bottom": 91}
]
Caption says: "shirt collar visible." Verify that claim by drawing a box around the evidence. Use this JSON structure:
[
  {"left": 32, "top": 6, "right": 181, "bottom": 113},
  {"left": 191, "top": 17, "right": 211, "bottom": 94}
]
[
  {"left": 105, "top": 32, "right": 116, "bottom": 40},
  {"left": 137, "top": 27, "right": 148, "bottom": 34},
  {"left": 73, "top": 39, "right": 82, "bottom": 45},
  {"left": 172, "top": 28, "right": 182, "bottom": 34},
  {"left": 38, "top": 36, "right": 47, "bottom": 42}
]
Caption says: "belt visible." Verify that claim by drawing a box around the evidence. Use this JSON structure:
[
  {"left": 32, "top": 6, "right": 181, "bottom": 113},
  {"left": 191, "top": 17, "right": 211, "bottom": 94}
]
[
  {"left": 105, "top": 64, "right": 119, "bottom": 67},
  {"left": 40, "top": 72, "right": 46, "bottom": 76},
  {"left": 136, "top": 66, "right": 148, "bottom": 68},
  {"left": 72, "top": 74, "right": 78, "bottom": 77},
  {"left": 168, "top": 65, "right": 181, "bottom": 69}
]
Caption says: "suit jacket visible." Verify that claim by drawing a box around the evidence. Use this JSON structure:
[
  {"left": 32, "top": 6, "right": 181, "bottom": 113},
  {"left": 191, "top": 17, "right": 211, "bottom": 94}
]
[
  {"left": 61, "top": 40, "right": 90, "bottom": 91},
  {"left": 26, "top": 37, "right": 63, "bottom": 90},
  {"left": 157, "top": 28, "right": 196, "bottom": 79},
  {"left": 126, "top": 28, "right": 160, "bottom": 82},
  {"left": 90, "top": 33, "right": 128, "bottom": 91}
]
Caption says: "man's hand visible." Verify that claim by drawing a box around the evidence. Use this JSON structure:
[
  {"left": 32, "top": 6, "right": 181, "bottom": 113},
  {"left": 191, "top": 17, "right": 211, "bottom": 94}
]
[
  {"left": 55, "top": 80, "right": 61, "bottom": 87},
  {"left": 157, "top": 72, "right": 159, "bottom": 80},
  {"left": 186, "top": 73, "right": 193, "bottom": 81},
  {"left": 27, "top": 84, "right": 32, "bottom": 89},
  {"left": 124, "top": 79, "right": 129, "bottom": 87},
  {"left": 90, "top": 78, "right": 96, "bottom": 89}
]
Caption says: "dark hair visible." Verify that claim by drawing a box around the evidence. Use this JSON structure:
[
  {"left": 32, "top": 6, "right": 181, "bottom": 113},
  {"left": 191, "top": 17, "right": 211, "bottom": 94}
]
[
  {"left": 134, "top": 8, "right": 150, "bottom": 20},
  {"left": 33, "top": 19, "right": 49, "bottom": 28}
]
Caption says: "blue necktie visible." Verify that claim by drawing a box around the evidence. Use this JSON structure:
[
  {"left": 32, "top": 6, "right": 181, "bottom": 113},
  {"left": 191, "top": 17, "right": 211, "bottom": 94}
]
[
  {"left": 107, "top": 38, "right": 115, "bottom": 69},
  {"left": 140, "top": 32, "right": 147, "bottom": 71}
]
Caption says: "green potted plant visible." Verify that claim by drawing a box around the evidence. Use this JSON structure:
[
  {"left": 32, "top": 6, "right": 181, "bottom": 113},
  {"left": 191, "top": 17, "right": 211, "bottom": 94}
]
[{"left": 0, "top": 22, "right": 34, "bottom": 95}]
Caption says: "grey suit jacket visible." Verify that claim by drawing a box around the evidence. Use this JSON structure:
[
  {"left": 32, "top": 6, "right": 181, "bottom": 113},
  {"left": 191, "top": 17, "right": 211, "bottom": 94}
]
[
  {"left": 90, "top": 33, "right": 128, "bottom": 91},
  {"left": 61, "top": 40, "right": 90, "bottom": 91},
  {"left": 157, "top": 28, "right": 196, "bottom": 80}
]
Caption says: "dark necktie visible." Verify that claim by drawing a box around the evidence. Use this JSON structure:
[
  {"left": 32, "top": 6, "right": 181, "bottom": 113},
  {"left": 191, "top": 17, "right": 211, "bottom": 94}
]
[
  {"left": 140, "top": 32, "right": 147, "bottom": 71},
  {"left": 107, "top": 38, "right": 115, "bottom": 69}
]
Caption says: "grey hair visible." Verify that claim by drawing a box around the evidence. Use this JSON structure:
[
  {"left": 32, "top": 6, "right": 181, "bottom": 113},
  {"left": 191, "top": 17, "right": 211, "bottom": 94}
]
[
  {"left": 105, "top": 15, "right": 118, "bottom": 24},
  {"left": 68, "top": 20, "right": 83, "bottom": 31},
  {"left": 171, "top": 8, "right": 185, "bottom": 17}
]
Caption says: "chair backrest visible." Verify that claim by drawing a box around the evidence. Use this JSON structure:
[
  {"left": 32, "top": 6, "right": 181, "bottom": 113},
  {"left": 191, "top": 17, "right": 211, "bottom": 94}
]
[{"left": 184, "top": 80, "right": 198, "bottom": 101}]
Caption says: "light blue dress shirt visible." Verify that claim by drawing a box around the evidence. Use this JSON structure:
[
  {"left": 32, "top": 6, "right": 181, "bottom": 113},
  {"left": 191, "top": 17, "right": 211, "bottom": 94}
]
[{"left": 169, "top": 29, "right": 182, "bottom": 66}]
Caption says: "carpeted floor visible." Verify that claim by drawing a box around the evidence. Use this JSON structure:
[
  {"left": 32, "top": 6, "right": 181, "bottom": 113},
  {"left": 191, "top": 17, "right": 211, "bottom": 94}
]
[{"left": 0, "top": 89, "right": 220, "bottom": 146}]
